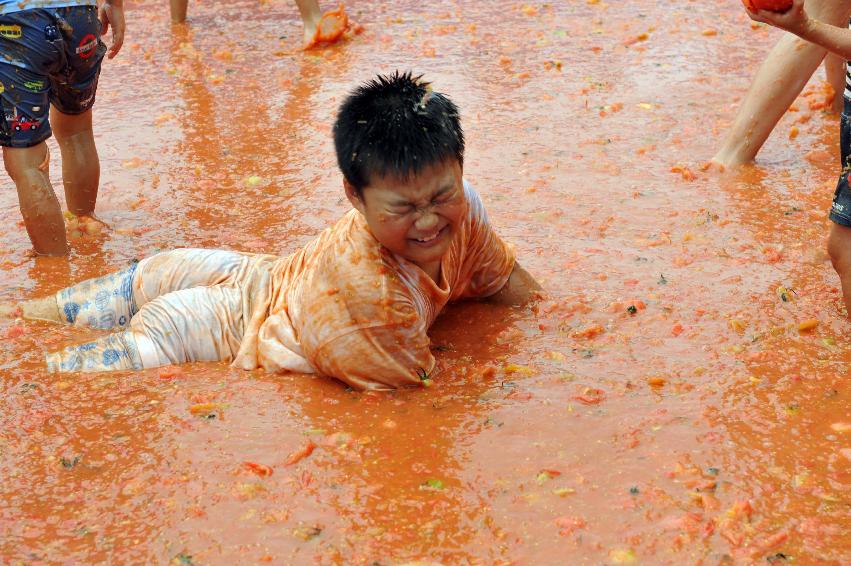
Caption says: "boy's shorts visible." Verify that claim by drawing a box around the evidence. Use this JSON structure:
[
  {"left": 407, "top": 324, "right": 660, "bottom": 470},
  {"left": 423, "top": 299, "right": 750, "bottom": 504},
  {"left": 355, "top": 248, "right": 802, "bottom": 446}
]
[
  {"left": 0, "top": 6, "right": 106, "bottom": 148},
  {"left": 830, "top": 99, "right": 851, "bottom": 227}
]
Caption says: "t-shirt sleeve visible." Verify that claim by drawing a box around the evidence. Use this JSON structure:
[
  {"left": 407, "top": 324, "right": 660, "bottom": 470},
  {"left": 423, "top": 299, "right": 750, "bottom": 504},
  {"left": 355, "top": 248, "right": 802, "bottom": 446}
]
[
  {"left": 310, "top": 318, "right": 436, "bottom": 391},
  {"left": 296, "top": 258, "right": 437, "bottom": 390},
  {"left": 451, "top": 182, "right": 517, "bottom": 300}
]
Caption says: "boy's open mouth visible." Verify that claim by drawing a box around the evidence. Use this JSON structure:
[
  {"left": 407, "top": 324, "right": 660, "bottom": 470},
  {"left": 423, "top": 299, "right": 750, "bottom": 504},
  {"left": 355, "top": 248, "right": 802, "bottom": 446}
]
[{"left": 410, "top": 225, "right": 448, "bottom": 247}]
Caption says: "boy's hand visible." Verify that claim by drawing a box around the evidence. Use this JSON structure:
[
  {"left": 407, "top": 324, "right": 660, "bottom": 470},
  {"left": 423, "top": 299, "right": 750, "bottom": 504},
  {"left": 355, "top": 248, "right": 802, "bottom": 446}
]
[
  {"left": 488, "top": 263, "right": 543, "bottom": 306},
  {"left": 99, "top": 0, "right": 126, "bottom": 59},
  {"left": 745, "top": 0, "right": 810, "bottom": 36}
]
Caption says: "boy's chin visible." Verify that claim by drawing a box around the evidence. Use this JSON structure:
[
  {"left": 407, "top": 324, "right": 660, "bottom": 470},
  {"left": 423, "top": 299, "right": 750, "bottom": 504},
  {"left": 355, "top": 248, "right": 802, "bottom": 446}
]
[{"left": 400, "top": 241, "right": 449, "bottom": 266}]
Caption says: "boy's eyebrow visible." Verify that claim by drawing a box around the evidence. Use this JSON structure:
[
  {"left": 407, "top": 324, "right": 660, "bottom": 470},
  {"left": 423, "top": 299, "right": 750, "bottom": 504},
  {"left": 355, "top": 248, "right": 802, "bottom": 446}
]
[
  {"left": 388, "top": 183, "right": 455, "bottom": 207},
  {"left": 435, "top": 183, "right": 454, "bottom": 196}
]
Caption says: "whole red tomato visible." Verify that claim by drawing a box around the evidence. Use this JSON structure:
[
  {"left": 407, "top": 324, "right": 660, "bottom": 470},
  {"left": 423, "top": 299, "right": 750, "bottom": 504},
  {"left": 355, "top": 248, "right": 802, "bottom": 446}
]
[{"left": 742, "top": 0, "right": 793, "bottom": 11}]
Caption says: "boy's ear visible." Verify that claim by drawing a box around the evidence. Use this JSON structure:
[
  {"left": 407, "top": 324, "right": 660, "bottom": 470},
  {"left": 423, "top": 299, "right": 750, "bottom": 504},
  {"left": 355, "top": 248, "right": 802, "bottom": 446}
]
[{"left": 344, "top": 179, "right": 366, "bottom": 215}]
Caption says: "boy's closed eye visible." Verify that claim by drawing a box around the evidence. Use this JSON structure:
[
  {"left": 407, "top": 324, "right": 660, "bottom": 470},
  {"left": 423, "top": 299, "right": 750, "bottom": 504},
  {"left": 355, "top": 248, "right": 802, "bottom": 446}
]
[
  {"left": 389, "top": 203, "right": 417, "bottom": 215},
  {"left": 389, "top": 187, "right": 457, "bottom": 215}
]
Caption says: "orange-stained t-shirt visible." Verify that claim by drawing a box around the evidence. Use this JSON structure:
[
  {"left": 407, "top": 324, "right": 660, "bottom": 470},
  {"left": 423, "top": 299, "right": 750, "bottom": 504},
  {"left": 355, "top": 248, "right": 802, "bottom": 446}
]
[{"left": 232, "top": 181, "right": 516, "bottom": 390}]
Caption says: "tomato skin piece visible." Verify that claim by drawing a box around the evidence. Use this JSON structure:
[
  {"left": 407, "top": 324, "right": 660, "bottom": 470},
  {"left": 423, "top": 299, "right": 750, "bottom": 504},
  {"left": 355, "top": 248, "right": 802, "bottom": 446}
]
[
  {"left": 554, "top": 516, "right": 586, "bottom": 536},
  {"left": 242, "top": 461, "right": 274, "bottom": 477},
  {"left": 285, "top": 441, "right": 317, "bottom": 466},
  {"left": 572, "top": 388, "right": 606, "bottom": 405}
]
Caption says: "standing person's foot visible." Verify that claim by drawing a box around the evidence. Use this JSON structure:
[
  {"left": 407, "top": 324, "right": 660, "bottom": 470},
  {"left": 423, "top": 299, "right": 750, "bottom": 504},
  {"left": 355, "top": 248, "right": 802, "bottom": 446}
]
[
  {"left": 170, "top": 0, "right": 189, "bottom": 23},
  {"left": 304, "top": 4, "right": 349, "bottom": 48},
  {"left": 25, "top": 297, "right": 63, "bottom": 323},
  {"left": 66, "top": 212, "right": 111, "bottom": 239}
]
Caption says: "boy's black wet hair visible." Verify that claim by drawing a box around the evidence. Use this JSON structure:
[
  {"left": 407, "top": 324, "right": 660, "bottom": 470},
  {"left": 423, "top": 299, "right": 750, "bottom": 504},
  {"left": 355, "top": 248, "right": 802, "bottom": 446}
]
[{"left": 333, "top": 71, "right": 465, "bottom": 195}]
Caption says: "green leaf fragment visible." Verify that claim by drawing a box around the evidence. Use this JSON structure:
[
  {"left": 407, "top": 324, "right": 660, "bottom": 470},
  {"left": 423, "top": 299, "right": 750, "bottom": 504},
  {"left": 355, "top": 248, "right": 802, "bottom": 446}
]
[
  {"left": 609, "top": 549, "right": 637, "bottom": 564},
  {"left": 420, "top": 479, "right": 444, "bottom": 490},
  {"left": 536, "top": 471, "right": 554, "bottom": 484}
]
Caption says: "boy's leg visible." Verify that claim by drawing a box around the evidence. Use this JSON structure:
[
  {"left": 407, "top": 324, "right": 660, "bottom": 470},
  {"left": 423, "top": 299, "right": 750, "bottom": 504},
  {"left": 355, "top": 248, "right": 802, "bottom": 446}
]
[
  {"left": 2, "top": 143, "right": 68, "bottom": 255},
  {"left": 827, "top": 224, "right": 851, "bottom": 318},
  {"left": 46, "top": 283, "right": 245, "bottom": 372},
  {"left": 45, "top": 328, "right": 145, "bottom": 372},
  {"left": 53, "top": 262, "right": 140, "bottom": 328},
  {"left": 12, "top": 248, "right": 252, "bottom": 328},
  {"left": 50, "top": 108, "right": 99, "bottom": 217}
]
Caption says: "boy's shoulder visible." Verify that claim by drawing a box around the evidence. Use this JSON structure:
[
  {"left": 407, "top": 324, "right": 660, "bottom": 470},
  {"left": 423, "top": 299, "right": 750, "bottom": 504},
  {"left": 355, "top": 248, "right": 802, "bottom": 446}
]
[
  {"left": 283, "top": 210, "right": 428, "bottom": 381},
  {"left": 289, "top": 209, "right": 421, "bottom": 308}
]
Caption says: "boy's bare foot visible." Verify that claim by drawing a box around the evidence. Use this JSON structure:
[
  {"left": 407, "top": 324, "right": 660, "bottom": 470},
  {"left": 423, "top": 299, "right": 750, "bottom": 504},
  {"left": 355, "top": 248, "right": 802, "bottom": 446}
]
[
  {"left": 0, "top": 302, "right": 22, "bottom": 319},
  {"left": 20, "top": 296, "right": 63, "bottom": 323}
]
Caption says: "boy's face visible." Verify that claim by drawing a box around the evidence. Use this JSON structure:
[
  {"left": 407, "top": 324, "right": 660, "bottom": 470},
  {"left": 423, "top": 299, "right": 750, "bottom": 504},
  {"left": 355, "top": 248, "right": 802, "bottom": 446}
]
[{"left": 345, "top": 159, "right": 467, "bottom": 276}]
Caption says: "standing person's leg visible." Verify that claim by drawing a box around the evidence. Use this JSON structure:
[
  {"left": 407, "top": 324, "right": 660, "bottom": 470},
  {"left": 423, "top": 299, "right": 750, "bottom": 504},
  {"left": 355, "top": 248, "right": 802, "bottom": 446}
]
[
  {"left": 827, "top": 99, "right": 851, "bottom": 318},
  {"left": 712, "top": 0, "right": 851, "bottom": 169},
  {"left": 51, "top": 108, "right": 99, "bottom": 217},
  {"left": 713, "top": 34, "right": 827, "bottom": 169},
  {"left": 48, "top": 6, "right": 108, "bottom": 221},
  {"left": 2, "top": 143, "right": 68, "bottom": 255},
  {"left": 0, "top": 9, "right": 70, "bottom": 255},
  {"left": 170, "top": 0, "right": 188, "bottom": 24},
  {"left": 824, "top": 53, "right": 846, "bottom": 113},
  {"left": 295, "top": 0, "right": 323, "bottom": 45},
  {"left": 297, "top": 1, "right": 349, "bottom": 47},
  {"left": 827, "top": 224, "right": 851, "bottom": 317}
]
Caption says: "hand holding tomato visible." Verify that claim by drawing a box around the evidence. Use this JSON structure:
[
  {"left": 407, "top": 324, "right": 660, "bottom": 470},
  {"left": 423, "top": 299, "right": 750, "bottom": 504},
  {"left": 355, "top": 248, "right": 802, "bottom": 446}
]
[
  {"left": 743, "top": 0, "right": 809, "bottom": 35},
  {"left": 743, "top": 0, "right": 792, "bottom": 11}
]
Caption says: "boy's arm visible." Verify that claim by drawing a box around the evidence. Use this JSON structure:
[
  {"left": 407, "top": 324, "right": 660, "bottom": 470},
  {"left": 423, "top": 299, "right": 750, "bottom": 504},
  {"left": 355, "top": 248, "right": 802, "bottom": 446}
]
[
  {"left": 748, "top": 0, "right": 851, "bottom": 59},
  {"left": 486, "top": 262, "right": 542, "bottom": 306}
]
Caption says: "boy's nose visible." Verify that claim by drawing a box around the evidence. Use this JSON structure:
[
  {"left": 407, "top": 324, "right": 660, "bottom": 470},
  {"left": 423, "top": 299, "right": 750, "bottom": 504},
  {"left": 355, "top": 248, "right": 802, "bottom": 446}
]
[{"left": 414, "top": 210, "right": 439, "bottom": 232}]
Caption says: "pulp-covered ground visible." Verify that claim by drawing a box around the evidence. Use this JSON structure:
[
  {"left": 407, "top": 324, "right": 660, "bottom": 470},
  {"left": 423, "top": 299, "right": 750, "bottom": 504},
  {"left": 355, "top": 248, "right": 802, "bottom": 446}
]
[{"left": 1, "top": 0, "right": 849, "bottom": 564}]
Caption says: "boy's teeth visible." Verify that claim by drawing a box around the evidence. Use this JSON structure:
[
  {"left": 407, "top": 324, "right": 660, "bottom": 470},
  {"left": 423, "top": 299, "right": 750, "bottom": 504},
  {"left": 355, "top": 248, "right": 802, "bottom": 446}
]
[{"left": 418, "top": 232, "right": 438, "bottom": 242}]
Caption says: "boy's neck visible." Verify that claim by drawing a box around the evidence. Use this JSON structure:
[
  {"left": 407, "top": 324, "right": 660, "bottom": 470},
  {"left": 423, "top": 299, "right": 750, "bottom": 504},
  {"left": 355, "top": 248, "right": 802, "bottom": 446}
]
[{"left": 420, "top": 260, "right": 442, "bottom": 283}]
